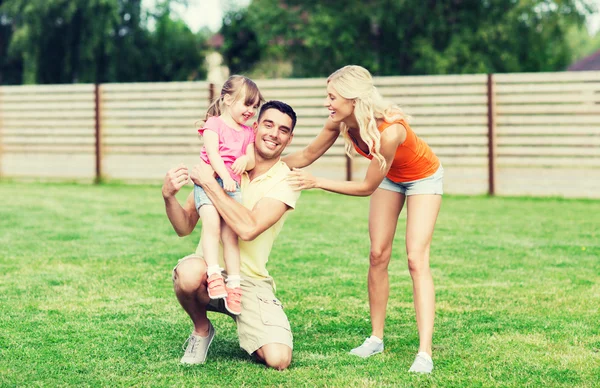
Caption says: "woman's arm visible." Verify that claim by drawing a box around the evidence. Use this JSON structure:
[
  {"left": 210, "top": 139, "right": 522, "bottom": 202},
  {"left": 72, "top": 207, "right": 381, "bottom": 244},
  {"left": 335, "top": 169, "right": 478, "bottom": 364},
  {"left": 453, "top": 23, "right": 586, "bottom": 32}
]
[
  {"left": 282, "top": 117, "right": 340, "bottom": 169},
  {"left": 288, "top": 124, "right": 404, "bottom": 197}
]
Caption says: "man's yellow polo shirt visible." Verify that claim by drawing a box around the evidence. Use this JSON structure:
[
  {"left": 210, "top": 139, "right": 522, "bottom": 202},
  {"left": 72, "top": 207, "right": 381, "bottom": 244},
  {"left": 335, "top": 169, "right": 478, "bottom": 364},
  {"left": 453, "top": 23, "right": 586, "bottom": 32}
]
[{"left": 195, "top": 160, "right": 300, "bottom": 280}]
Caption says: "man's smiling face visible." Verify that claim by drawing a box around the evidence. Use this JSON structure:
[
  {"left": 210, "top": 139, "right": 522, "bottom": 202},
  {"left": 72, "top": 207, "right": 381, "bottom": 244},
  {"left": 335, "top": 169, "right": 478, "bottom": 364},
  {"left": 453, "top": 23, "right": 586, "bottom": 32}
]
[{"left": 253, "top": 108, "right": 294, "bottom": 160}]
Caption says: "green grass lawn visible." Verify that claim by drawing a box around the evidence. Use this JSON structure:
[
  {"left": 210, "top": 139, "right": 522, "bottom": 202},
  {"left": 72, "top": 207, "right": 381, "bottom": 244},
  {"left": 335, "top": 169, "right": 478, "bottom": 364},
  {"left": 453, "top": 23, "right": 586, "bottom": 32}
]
[{"left": 0, "top": 181, "right": 598, "bottom": 387}]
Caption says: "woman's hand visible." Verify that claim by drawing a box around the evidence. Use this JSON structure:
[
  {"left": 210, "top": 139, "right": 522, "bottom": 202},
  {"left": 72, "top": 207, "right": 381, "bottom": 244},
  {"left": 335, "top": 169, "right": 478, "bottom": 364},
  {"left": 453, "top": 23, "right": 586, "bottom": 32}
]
[{"left": 287, "top": 168, "right": 319, "bottom": 191}]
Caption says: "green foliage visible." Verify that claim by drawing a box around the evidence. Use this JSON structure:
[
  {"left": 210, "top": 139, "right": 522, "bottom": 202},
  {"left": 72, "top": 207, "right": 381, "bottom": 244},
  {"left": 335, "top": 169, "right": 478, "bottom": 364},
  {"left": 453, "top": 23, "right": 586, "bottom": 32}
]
[
  {"left": 0, "top": 182, "right": 599, "bottom": 386},
  {"left": 567, "top": 23, "right": 600, "bottom": 63},
  {"left": 221, "top": 0, "right": 598, "bottom": 77},
  {"left": 0, "top": 0, "right": 207, "bottom": 84},
  {"left": 221, "top": 7, "right": 263, "bottom": 75}
]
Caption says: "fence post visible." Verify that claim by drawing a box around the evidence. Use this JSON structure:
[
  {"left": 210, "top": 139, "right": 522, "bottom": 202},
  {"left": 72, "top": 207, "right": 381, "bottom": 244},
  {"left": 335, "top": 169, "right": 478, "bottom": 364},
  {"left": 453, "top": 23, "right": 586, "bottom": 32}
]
[
  {"left": 346, "top": 155, "right": 352, "bottom": 181},
  {"left": 94, "top": 84, "right": 103, "bottom": 184},
  {"left": 209, "top": 83, "right": 215, "bottom": 103},
  {"left": 487, "top": 74, "right": 496, "bottom": 196}
]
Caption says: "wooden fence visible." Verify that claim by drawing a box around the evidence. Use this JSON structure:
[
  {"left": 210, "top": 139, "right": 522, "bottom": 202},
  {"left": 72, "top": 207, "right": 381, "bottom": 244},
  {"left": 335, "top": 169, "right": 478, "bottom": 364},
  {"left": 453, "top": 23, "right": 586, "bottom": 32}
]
[{"left": 0, "top": 71, "right": 599, "bottom": 198}]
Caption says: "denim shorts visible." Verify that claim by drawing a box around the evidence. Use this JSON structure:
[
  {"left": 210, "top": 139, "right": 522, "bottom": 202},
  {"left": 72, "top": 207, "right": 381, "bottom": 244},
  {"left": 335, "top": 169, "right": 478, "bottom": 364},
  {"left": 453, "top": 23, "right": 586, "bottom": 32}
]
[
  {"left": 379, "top": 164, "right": 444, "bottom": 196},
  {"left": 194, "top": 177, "right": 242, "bottom": 211}
]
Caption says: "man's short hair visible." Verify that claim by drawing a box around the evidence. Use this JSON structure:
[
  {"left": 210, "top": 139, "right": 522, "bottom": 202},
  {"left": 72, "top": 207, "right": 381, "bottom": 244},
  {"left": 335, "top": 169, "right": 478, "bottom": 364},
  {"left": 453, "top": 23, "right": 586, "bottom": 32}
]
[{"left": 258, "top": 100, "right": 297, "bottom": 132}]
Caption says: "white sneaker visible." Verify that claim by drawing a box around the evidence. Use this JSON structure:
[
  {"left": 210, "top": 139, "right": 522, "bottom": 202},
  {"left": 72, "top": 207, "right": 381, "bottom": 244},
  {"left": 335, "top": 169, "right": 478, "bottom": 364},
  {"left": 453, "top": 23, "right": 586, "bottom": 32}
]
[
  {"left": 180, "top": 321, "right": 215, "bottom": 364},
  {"left": 408, "top": 352, "right": 434, "bottom": 373},
  {"left": 349, "top": 336, "right": 384, "bottom": 358}
]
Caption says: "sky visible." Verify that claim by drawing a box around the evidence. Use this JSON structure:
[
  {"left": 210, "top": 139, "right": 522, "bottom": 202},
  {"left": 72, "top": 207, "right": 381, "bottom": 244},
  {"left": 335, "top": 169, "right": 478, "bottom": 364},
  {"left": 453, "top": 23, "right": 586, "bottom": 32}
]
[
  {"left": 141, "top": 0, "right": 250, "bottom": 32},
  {"left": 143, "top": 0, "right": 600, "bottom": 34}
]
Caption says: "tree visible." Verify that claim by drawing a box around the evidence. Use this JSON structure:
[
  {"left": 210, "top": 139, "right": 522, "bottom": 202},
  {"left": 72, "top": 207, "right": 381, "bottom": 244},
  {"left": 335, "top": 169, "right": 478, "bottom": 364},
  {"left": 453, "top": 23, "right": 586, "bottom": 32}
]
[
  {"left": 221, "top": 0, "right": 597, "bottom": 76},
  {"left": 0, "top": 0, "right": 206, "bottom": 84}
]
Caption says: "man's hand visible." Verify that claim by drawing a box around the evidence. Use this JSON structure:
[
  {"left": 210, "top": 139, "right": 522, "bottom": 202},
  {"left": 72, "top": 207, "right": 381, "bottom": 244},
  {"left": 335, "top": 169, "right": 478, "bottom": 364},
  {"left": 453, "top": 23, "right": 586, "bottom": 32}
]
[
  {"left": 162, "top": 164, "right": 189, "bottom": 198},
  {"left": 190, "top": 163, "right": 216, "bottom": 187},
  {"left": 231, "top": 155, "right": 248, "bottom": 175}
]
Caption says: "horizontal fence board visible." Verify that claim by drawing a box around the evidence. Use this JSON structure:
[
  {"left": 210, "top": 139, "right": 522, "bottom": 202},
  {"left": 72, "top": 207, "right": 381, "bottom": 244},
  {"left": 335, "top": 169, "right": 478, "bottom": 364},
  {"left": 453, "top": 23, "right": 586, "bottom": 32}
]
[
  {"left": 377, "top": 85, "right": 487, "bottom": 96},
  {"left": 103, "top": 100, "right": 209, "bottom": 110},
  {"left": 397, "top": 95, "right": 488, "bottom": 105},
  {"left": 430, "top": 146, "right": 488, "bottom": 156},
  {"left": 496, "top": 94, "right": 598, "bottom": 104},
  {"left": 4, "top": 144, "right": 95, "bottom": 153},
  {"left": 498, "top": 115, "right": 600, "bottom": 125},
  {"left": 2, "top": 119, "right": 95, "bottom": 128},
  {"left": 102, "top": 81, "right": 208, "bottom": 92},
  {"left": 497, "top": 156, "right": 600, "bottom": 167},
  {"left": 2, "top": 110, "right": 95, "bottom": 119},
  {"left": 2, "top": 128, "right": 94, "bottom": 136},
  {"left": 96, "top": 125, "right": 488, "bottom": 140},
  {"left": 293, "top": 106, "right": 488, "bottom": 117},
  {"left": 1, "top": 102, "right": 96, "bottom": 111},
  {"left": 498, "top": 105, "right": 600, "bottom": 114},
  {"left": 422, "top": 136, "right": 489, "bottom": 146},
  {"left": 398, "top": 106, "right": 488, "bottom": 115},
  {"left": 495, "top": 71, "right": 600, "bottom": 83},
  {"left": 497, "top": 146, "right": 600, "bottom": 157},
  {"left": 102, "top": 109, "right": 202, "bottom": 119},
  {"left": 496, "top": 83, "right": 600, "bottom": 93},
  {"left": 498, "top": 136, "right": 600, "bottom": 146},
  {"left": 0, "top": 84, "right": 95, "bottom": 93},
  {"left": 0, "top": 94, "right": 95, "bottom": 103},
  {"left": 103, "top": 127, "right": 199, "bottom": 136},
  {"left": 374, "top": 74, "right": 487, "bottom": 85},
  {"left": 496, "top": 125, "right": 600, "bottom": 135},
  {"left": 105, "top": 145, "right": 198, "bottom": 155},
  {"left": 279, "top": 95, "right": 488, "bottom": 107},
  {"left": 102, "top": 118, "right": 199, "bottom": 127},
  {"left": 3, "top": 136, "right": 95, "bottom": 145},
  {"left": 101, "top": 91, "right": 209, "bottom": 101},
  {"left": 255, "top": 78, "right": 325, "bottom": 88}
]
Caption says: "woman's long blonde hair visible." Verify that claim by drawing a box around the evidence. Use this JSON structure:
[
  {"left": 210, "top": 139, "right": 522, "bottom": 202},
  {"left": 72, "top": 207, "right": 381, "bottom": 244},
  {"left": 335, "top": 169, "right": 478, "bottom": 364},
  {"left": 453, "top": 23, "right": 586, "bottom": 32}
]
[
  {"left": 327, "top": 65, "right": 409, "bottom": 171},
  {"left": 199, "top": 75, "right": 264, "bottom": 124}
]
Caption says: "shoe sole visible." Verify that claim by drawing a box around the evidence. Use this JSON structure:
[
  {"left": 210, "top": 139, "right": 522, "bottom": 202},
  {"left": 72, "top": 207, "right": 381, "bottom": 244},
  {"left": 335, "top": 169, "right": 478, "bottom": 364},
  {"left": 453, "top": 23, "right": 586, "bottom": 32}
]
[
  {"left": 224, "top": 299, "right": 241, "bottom": 315},
  {"left": 349, "top": 348, "right": 384, "bottom": 358},
  {"left": 208, "top": 291, "right": 227, "bottom": 299}
]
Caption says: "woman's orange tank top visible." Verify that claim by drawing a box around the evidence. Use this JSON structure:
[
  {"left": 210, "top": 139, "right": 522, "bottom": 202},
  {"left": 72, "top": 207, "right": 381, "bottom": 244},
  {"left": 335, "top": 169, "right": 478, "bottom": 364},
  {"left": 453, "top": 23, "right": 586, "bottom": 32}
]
[{"left": 352, "top": 120, "right": 440, "bottom": 183}]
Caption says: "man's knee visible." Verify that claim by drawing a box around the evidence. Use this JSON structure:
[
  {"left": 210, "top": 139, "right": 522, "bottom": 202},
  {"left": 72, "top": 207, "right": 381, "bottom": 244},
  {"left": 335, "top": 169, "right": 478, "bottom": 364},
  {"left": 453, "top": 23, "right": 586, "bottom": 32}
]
[
  {"left": 258, "top": 344, "right": 292, "bottom": 370},
  {"left": 173, "top": 257, "right": 207, "bottom": 294}
]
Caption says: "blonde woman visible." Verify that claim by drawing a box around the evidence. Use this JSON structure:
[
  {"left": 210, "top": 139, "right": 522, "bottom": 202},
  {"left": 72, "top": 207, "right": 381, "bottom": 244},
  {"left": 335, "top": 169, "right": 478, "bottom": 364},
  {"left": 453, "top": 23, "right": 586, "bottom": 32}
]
[{"left": 284, "top": 65, "right": 443, "bottom": 374}]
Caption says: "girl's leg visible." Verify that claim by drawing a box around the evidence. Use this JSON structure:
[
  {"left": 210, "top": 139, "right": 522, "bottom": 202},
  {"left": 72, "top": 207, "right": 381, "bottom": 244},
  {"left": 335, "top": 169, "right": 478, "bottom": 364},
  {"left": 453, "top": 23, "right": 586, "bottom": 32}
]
[
  {"left": 221, "top": 218, "right": 242, "bottom": 315},
  {"left": 221, "top": 219, "right": 240, "bottom": 278},
  {"left": 405, "top": 194, "right": 442, "bottom": 357},
  {"left": 198, "top": 205, "right": 222, "bottom": 270},
  {"left": 367, "top": 188, "right": 405, "bottom": 339}
]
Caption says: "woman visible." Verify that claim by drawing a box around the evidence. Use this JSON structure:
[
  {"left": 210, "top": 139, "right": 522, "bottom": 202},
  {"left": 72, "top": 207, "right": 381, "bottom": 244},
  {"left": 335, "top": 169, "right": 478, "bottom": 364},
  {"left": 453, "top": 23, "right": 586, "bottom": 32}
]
[{"left": 284, "top": 65, "right": 443, "bottom": 374}]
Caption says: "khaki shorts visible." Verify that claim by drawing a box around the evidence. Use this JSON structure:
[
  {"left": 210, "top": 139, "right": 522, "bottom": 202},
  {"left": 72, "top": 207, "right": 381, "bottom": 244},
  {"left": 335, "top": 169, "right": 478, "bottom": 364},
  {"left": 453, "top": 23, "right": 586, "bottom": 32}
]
[{"left": 173, "top": 255, "right": 293, "bottom": 355}]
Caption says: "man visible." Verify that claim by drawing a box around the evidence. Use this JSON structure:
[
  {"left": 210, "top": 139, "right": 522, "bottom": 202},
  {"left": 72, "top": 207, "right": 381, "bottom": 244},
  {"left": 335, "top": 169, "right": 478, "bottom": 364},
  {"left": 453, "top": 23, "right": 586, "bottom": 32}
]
[{"left": 162, "top": 101, "right": 299, "bottom": 370}]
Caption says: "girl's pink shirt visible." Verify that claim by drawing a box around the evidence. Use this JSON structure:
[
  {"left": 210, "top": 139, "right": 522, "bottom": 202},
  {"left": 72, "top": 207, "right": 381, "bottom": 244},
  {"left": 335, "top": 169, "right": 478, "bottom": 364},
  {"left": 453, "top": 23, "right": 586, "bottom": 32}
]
[{"left": 199, "top": 116, "right": 255, "bottom": 184}]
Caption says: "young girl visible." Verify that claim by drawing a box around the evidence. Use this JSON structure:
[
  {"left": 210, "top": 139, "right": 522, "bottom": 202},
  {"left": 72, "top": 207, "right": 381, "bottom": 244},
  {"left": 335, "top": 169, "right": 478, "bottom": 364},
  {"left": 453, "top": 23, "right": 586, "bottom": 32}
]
[
  {"left": 284, "top": 65, "right": 443, "bottom": 374},
  {"left": 194, "top": 75, "right": 264, "bottom": 315}
]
